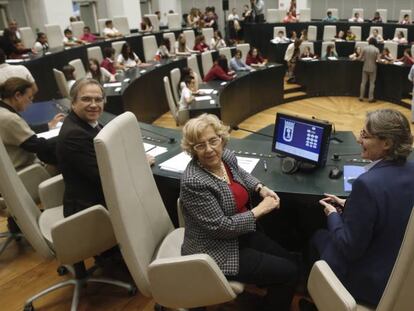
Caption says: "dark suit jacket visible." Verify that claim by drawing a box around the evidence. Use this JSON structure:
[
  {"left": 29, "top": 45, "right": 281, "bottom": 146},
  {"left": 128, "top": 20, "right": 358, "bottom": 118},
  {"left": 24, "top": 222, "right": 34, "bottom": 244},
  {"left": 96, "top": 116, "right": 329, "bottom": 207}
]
[
  {"left": 56, "top": 111, "right": 105, "bottom": 217},
  {"left": 314, "top": 160, "right": 414, "bottom": 306},
  {"left": 180, "top": 149, "right": 260, "bottom": 275}
]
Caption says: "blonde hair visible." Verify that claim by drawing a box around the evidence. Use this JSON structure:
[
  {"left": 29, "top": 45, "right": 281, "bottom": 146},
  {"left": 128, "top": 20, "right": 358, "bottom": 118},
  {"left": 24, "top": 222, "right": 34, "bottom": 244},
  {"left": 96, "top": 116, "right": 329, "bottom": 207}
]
[{"left": 181, "top": 113, "right": 230, "bottom": 157}]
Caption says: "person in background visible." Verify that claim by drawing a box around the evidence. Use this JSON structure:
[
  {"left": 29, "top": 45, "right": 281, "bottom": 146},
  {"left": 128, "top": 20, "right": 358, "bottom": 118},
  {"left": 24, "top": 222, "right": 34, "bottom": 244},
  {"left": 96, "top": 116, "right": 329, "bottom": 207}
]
[
  {"left": 379, "top": 47, "right": 394, "bottom": 64},
  {"left": 180, "top": 113, "right": 299, "bottom": 311},
  {"left": 392, "top": 31, "right": 408, "bottom": 44},
  {"left": 349, "top": 12, "right": 363, "bottom": 23},
  {"left": 86, "top": 58, "right": 115, "bottom": 84},
  {"left": 56, "top": 78, "right": 154, "bottom": 217},
  {"left": 0, "top": 77, "right": 64, "bottom": 169},
  {"left": 349, "top": 46, "right": 362, "bottom": 60},
  {"left": 187, "top": 8, "right": 201, "bottom": 30},
  {"left": 322, "top": 44, "right": 338, "bottom": 59},
  {"left": 289, "top": 0, "right": 297, "bottom": 17},
  {"left": 285, "top": 39, "right": 302, "bottom": 83},
  {"left": 80, "top": 26, "right": 98, "bottom": 43},
  {"left": 250, "top": 0, "right": 265, "bottom": 23},
  {"left": 117, "top": 42, "right": 143, "bottom": 69},
  {"left": 210, "top": 30, "right": 226, "bottom": 50},
  {"left": 0, "top": 28, "right": 33, "bottom": 58},
  {"left": 203, "top": 55, "right": 235, "bottom": 82},
  {"left": 175, "top": 34, "right": 196, "bottom": 56},
  {"left": 193, "top": 35, "right": 209, "bottom": 53},
  {"left": 334, "top": 30, "right": 346, "bottom": 42},
  {"left": 312, "top": 109, "right": 414, "bottom": 307},
  {"left": 283, "top": 11, "right": 298, "bottom": 23},
  {"left": 359, "top": 38, "right": 380, "bottom": 102},
  {"left": 7, "top": 20, "right": 21, "bottom": 40},
  {"left": 228, "top": 8, "right": 240, "bottom": 22},
  {"left": 271, "top": 30, "right": 290, "bottom": 44},
  {"left": 246, "top": 47, "right": 267, "bottom": 67},
  {"left": 346, "top": 29, "right": 356, "bottom": 41},
  {"left": 300, "top": 46, "right": 316, "bottom": 59},
  {"left": 33, "top": 32, "right": 49, "bottom": 54},
  {"left": 230, "top": 49, "right": 252, "bottom": 71},
  {"left": 103, "top": 20, "right": 122, "bottom": 38},
  {"left": 242, "top": 4, "right": 252, "bottom": 21},
  {"left": 397, "top": 48, "right": 414, "bottom": 66},
  {"left": 399, "top": 14, "right": 410, "bottom": 25},
  {"left": 289, "top": 30, "right": 298, "bottom": 42},
  {"left": 62, "top": 64, "right": 76, "bottom": 90},
  {"left": 178, "top": 76, "right": 195, "bottom": 111},
  {"left": 323, "top": 11, "right": 337, "bottom": 22},
  {"left": 371, "top": 11, "right": 383, "bottom": 23},
  {"left": 101, "top": 47, "right": 121, "bottom": 74},
  {"left": 63, "top": 28, "right": 84, "bottom": 47},
  {"left": 140, "top": 17, "right": 153, "bottom": 32},
  {"left": 300, "top": 29, "right": 308, "bottom": 41},
  {"left": 408, "top": 65, "right": 414, "bottom": 121},
  {"left": 367, "top": 29, "right": 383, "bottom": 43},
  {"left": 204, "top": 9, "right": 218, "bottom": 31},
  {"left": 155, "top": 38, "right": 171, "bottom": 60}
]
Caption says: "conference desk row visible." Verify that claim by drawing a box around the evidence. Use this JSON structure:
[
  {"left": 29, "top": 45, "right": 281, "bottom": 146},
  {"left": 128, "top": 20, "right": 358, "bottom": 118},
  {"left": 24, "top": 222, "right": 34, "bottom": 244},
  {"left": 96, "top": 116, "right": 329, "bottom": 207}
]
[{"left": 244, "top": 21, "right": 414, "bottom": 60}]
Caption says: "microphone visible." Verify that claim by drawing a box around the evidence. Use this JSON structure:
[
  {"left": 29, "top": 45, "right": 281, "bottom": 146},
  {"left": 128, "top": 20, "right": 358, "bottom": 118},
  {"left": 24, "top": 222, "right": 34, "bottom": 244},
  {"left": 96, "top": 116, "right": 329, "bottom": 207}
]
[
  {"left": 140, "top": 127, "right": 176, "bottom": 144},
  {"left": 231, "top": 125, "right": 273, "bottom": 138},
  {"left": 331, "top": 152, "right": 361, "bottom": 161}
]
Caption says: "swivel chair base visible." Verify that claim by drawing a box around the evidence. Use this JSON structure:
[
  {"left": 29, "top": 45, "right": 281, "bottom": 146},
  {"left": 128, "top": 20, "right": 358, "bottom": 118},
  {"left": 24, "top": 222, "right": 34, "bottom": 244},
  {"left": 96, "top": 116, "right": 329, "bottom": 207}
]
[
  {"left": 23, "top": 263, "right": 137, "bottom": 311},
  {"left": 0, "top": 230, "right": 23, "bottom": 256}
]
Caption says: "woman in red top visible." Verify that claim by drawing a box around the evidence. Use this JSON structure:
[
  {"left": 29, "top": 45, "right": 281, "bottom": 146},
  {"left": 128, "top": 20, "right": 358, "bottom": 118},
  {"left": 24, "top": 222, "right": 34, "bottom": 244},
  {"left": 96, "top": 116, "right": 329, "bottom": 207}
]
[
  {"left": 246, "top": 47, "right": 267, "bottom": 67},
  {"left": 203, "top": 55, "right": 235, "bottom": 82},
  {"left": 193, "top": 35, "right": 210, "bottom": 53},
  {"left": 397, "top": 48, "right": 414, "bottom": 66}
]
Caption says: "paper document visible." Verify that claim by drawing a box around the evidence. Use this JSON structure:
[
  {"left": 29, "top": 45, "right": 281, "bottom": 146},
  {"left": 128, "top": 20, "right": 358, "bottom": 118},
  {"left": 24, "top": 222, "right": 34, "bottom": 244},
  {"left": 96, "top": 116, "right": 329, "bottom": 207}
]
[
  {"left": 143, "top": 143, "right": 155, "bottom": 152},
  {"left": 327, "top": 57, "right": 338, "bottom": 61},
  {"left": 6, "top": 59, "right": 24, "bottom": 64},
  {"left": 236, "top": 156, "right": 260, "bottom": 173},
  {"left": 194, "top": 95, "right": 212, "bottom": 102},
  {"left": 301, "top": 57, "right": 313, "bottom": 61},
  {"left": 147, "top": 146, "right": 168, "bottom": 157},
  {"left": 37, "top": 127, "right": 61, "bottom": 139},
  {"left": 159, "top": 152, "right": 192, "bottom": 173},
  {"left": 393, "top": 61, "right": 404, "bottom": 66},
  {"left": 103, "top": 82, "right": 122, "bottom": 88},
  {"left": 198, "top": 89, "right": 215, "bottom": 94},
  {"left": 343, "top": 165, "right": 365, "bottom": 192},
  {"left": 220, "top": 82, "right": 228, "bottom": 86}
]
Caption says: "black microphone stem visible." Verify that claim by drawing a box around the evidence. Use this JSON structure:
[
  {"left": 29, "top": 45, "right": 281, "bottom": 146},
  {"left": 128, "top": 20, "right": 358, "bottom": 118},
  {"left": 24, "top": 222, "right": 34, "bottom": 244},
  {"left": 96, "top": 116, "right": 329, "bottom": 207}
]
[
  {"left": 140, "top": 127, "right": 176, "bottom": 144},
  {"left": 232, "top": 126, "right": 273, "bottom": 138}
]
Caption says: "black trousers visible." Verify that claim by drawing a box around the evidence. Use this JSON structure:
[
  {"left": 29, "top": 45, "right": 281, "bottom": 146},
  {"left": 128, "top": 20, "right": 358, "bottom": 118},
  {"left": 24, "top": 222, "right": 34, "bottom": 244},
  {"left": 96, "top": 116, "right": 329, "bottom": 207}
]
[{"left": 228, "top": 231, "right": 299, "bottom": 311}]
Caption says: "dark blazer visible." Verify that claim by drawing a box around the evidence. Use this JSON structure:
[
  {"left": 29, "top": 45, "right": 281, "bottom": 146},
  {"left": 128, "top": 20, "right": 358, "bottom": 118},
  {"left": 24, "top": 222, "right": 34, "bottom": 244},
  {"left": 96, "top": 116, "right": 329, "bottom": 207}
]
[
  {"left": 314, "top": 160, "right": 414, "bottom": 306},
  {"left": 180, "top": 149, "right": 261, "bottom": 275},
  {"left": 56, "top": 111, "right": 105, "bottom": 217}
]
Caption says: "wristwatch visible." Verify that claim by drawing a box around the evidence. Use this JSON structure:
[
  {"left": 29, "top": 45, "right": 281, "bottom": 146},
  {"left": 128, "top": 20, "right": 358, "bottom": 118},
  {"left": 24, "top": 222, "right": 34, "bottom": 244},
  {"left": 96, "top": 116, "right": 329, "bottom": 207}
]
[{"left": 256, "top": 183, "right": 264, "bottom": 193}]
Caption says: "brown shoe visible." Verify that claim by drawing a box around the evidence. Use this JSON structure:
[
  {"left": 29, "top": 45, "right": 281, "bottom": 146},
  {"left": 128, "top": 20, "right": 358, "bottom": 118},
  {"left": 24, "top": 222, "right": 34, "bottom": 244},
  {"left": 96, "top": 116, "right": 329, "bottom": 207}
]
[{"left": 368, "top": 99, "right": 376, "bottom": 103}]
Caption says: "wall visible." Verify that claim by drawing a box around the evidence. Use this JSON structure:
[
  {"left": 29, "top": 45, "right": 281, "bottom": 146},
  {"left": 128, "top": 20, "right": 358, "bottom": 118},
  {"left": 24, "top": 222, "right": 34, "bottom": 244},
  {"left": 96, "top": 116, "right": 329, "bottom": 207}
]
[
  {"left": 106, "top": 0, "right": 141, "bottom": 29},
  {"left": 7, "top": 0, "right": 28, "bottom": 26},
  {"left": 157, "top": 0, "right": 182, "bottom": 25},
  {"left": 25, "top": 0, "right": 48, "bottom": 32},
  {"left": 43, "top": 0, "right": 73, "bottom": 31}
]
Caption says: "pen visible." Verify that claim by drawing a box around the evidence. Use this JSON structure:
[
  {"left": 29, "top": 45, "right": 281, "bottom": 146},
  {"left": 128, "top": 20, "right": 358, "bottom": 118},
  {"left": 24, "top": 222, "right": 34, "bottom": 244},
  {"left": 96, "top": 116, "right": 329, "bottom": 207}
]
[{"left": 263, "top": 160, "right": 268, "bottom": 171}]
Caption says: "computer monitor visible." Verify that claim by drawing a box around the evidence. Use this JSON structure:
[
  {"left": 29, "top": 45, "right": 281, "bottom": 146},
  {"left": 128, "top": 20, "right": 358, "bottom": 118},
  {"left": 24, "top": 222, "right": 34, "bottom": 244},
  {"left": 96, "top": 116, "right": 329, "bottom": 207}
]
[{"left": 272, "top": 113, "right": 332, "bottom": 168}]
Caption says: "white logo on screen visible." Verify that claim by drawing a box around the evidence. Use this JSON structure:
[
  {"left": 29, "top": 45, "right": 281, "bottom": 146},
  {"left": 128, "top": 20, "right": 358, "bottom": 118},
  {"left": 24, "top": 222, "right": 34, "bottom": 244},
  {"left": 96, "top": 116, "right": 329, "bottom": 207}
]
[{"left": 283, "top": 120, "right": 295, "bottom": 142}]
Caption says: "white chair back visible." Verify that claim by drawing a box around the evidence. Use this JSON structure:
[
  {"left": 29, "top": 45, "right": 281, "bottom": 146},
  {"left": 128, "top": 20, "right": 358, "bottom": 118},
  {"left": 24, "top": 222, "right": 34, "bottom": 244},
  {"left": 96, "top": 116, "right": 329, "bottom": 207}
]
[
  {"left": 98, "top": 18, "right": 108, "bottom": 36},
  {"left": 236, "top": 43, "right": 250, "bottom": 63},
  {"left": 163, "top": 32, "right": 176, "bottom": 54},
  {"left": 183, "top": 30, "right": 195, "bottom": 50},
  {"left": 87, "top": 46, "right": 103, "bottom": 64},
  {"left": 167, "top": 13, "right": 181, "bottom": 30},
  {"left": 219, "top": 47, "right": 232, "bottom": 64},
  {"left": 394, "top": 28, "right": 408, "bottom": 40},
  {"left": 299, "top": 8, "right": 311, "bottom": 22},
  {"left": 400, "top": 10, "right": 412, "bottom": 23},
  {"left": 53, "top": 68, "right": 69, "bottom": 98},
  {"left": 308, "top": 25, "right": 317, "bottom": 41},
  {"left": 187, "top": 55, "right": 202, "bottom": 83},
  {"left": 163, "top": 77, "right": 179, "bottom": 124},
  {"left": 377, "top": 9, "right": 388, "bottom": 23},
  {"left": 19, "top": 27, "right": 35, "bottom": 48},
  {"left": 321, "top": 41, "right": 336, "bottom": 58},
  {"left": 112, "top": 40, "right": 126, "bottom": 58},
  {"left": 202, "top": 28, "right": 214, "bottom": 48},
  {"left": 143, "top": 35, "right": 158, "bottom": 62},
  {"left": 299, "top": 41, "right": 314, "bottom": 54},
  {"left": 69, "top": 58, "right": 86, "bottom": 80},
  {"left": 266, "top": 9, "right": 285, "bottom": 23},
  {"left": 323, "top": 25, "right": 337, "bottom": 41},
  {"left": 355, "top": 41, "right": 368, "bottom": 50},
  {"left": 350, "top": 26, "right": 361, "bottom": 41},
  {"left": 369, "top": 26, "right": 383, "bottom": 37},
  {"left": 113, "top": 16, "right": 130, "bottom": 35},
  {"left": 327, "top": 8, "right": 339, "bottom": 19},
  {"left": 384, "top": 41, "right": 398, "bottom": 60},
  {"left": 352, "top": 8, "right": 364, "bottom": 20},
  {"left": 144, "top": 14, "right": 159, "bottom": 32},
  {"left": 45, "top": 24, "right": 64, "bottom": 49},
  {"left": 201, "top": 51, "right": 213, "bottom": 78},
  {"left": 170, "top": 68, "right": 181, "bottom": 104},
  {"left": 70, "top": 21, "right": 85, "bottom": 39},
  {"left": 273, "top": 26, "right": 287, "bottom": 39}
]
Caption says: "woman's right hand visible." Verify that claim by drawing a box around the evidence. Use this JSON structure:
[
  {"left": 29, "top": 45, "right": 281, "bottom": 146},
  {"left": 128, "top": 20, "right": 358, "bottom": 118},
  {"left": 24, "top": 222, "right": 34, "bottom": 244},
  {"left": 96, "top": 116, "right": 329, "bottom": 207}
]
[
  {"left": 251, "top": 196, "right": 279, "bottom": 219},
  {"left": 321, "top": 193, "right": 346, "bottom": 207}
]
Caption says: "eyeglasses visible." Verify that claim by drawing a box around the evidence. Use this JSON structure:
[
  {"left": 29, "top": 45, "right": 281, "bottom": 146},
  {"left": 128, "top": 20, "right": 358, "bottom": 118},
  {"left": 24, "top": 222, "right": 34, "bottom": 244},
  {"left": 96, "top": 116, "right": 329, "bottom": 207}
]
[
  {"left": 193, "top": 136, "right": 222, "bottom": 152},
  {"left": 360, "top": 129, "right": 376, "bottom": 139},
  {"left": 79, "top": 96, "right": 105, "bottom": 104}
]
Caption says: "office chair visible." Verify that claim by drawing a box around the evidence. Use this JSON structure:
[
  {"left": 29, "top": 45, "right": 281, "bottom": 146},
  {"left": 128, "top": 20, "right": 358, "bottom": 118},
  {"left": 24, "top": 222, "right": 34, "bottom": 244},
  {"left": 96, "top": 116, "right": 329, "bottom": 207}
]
[
  {"left": 144, "top": 14, "right": 159, "bottom": 32},
  {"left": 70, "top": 21, "right": 85, "bottom": 39},
  {"left": 142, "top": 35, "right": 158, "bottom": 62},
  {"left": 113, "top": 16, "right": 130, "bottom": 35},
  {"left": 53, "top": 68, "right": 70, "bottom": 99},
  {"left": 201, "top": 51, "right": 213, "bottom": 78},
  {"left": 19, "top": 27, "right": 35, "bottom": 49},
  {"left": 266, "top": 9, "right": 285, "bottom": 23},
  {"left": 169, "top": 68, "right": 181, "bottom": 104},
  {"left": 183, "top": 30, "right": 196, "bottom": 51},
  {"left": 0, "top": 136, "right": 135, "bottom": 311},
  {"left": 163, "top": 76, "right": 188, "bottom": 126},
  {"left": 167, "top": 13, "right": 181, "bottom": 30},
  {"left": 308, "top": 207, "right": 414, "bottom": 311},
  {"left": 163, "top": 32, "right": 176, "bottom": 54},
  {"left": 299, "top": 8, "right": 311, "bottom": 22},
  {"left": 87, "top": 46, "right": 103, "bottom": 64},
  {"left": 94, "top": 112, "right": 245, "bottom": 309},
  {"left": 68, "top": 59, "right": 86, "bottom": 80},
  {"left": 44, "top": 24, "right": 64, "bottom": 49}
]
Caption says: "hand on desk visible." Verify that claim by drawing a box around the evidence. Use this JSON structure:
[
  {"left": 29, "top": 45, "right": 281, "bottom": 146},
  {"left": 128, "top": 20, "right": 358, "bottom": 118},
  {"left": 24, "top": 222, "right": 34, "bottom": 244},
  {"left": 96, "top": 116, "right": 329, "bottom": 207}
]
[
  {"left": 319, "top": 193, "right": 346, "bottom": 216},
  {"left": 146, "top": 154, "right": 155, "bottom": 166},
  {"left": 252, "top": 196, "right": 280, "bottom": 219}
]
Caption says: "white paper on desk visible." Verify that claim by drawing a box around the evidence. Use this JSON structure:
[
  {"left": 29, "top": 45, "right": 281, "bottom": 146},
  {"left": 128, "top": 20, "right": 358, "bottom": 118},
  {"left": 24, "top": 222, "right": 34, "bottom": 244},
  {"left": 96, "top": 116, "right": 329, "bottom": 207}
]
[
  {"left": 198, "top": 89, "right": 215, "bottom": 94},
  {"left": 159, "top": 152, "right": 191, "bottom": 173},
  {"left": 6, "top": 59, "right": 24, "bottom": 64},
  {"left": 147, "top": 146, "right": 168, "bottom": 157},
  {"left": 143, "top": 143, "right": 155, "bottom": 152},
  {"left": 328, "top": 57, "right": 338, "bottom": 61},
  {"left": 37, "top": 127, "right": 61, "bottom": 139},
  {"left": 301, "top": 57, "right": 313, "bottom": 61},
  {"left": 140, "top": 69, "right": 147, "bottom": 74},
  {"left": 220, "top": 82, "right": 228, "bottom": 86},
  {"left": 103, "top": 82, "right": 122, "bottom": 88},
  {"left": 194, "top": 95, "right": 213, "bottom": 102},
  {"left": 393, "top": 61, "right": 404, "bottom": 66},
  {"left": 236, "top": 156, "right": 260, "bottom": 174}
]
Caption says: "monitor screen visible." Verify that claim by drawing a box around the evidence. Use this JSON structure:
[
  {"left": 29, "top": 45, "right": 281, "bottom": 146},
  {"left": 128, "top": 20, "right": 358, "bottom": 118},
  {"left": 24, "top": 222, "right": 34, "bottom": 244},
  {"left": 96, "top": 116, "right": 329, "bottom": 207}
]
[{"left": 272, "top": 113, "right": 332, "bottom": 167}]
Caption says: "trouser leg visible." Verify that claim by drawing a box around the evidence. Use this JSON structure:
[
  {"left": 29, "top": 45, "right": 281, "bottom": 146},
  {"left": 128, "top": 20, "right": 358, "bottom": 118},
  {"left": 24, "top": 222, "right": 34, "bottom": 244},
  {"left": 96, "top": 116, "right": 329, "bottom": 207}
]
[
  {"left": 412, "top": 89, "right": 414, "bottom": 121},
  {"left": 368, "top": 70, "right": 377, "bottom": 101},
  {"left": 360, "top": 71, "right": 368, "bottom": 99}
]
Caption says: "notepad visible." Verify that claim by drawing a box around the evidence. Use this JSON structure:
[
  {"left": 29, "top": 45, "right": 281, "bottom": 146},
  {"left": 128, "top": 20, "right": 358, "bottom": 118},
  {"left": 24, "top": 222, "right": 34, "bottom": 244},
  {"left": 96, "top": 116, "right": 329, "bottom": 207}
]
[
  {"left": 198, "top": 89, "right": 215, "bottom": 94},
  {"left": 301, "top": 57, "right": 313, "bottom": 61},
  {"left": 236, "top": 156, "right": 260, "bottom": 173},
  {"left": 343, "top": 165, "right": 365, "bottom": 192},
  {"left": 143, "top": 143, "right": 155, "bottom": 152},
  {"left": 393, "top": 61, "right": 404, "bottom": 66},
  {"left": 140, "top": 69, "right": 147, "bottom": 74},
  {"left": 194, "top": 95, "right": 212, "bottom": 102},
  {"left": 103, "top": 82, "right": 122, "bottom": 88},
  {"left": 114, "top": 87, "right": 122, "bottom": 92},
  {"left": 36, "top": 122, "right": 63, "bottom": 139},
  {"left": 328, "top": 57, "right": 338, "bottom": 61},
  {"left": 147, "top": 146, "right": 168, "bottom": 157},
  {"left": 159, "top": 152, "right": 192, "bottom": 173}
]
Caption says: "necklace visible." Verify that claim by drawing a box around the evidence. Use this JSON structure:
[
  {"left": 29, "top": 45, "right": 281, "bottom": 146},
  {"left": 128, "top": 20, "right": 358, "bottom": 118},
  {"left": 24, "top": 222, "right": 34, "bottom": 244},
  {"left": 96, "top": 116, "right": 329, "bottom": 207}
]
[{"left": 200, "top": 161, "right": 229, "bottom": 183}]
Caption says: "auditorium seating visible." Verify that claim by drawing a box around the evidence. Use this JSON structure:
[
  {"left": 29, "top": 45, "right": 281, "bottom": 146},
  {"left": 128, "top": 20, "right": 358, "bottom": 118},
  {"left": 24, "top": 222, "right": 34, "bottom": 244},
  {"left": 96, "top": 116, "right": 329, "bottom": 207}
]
[
  {"left": 142, "top": 35, "right": 158, "bottom": 62},
  {"left": 167, "top": 13, "right": 182, "bottom": 30},
  {"left": 323, "top": 25, "right": 336, "bottom": 41},
  {"left": 70, "top": 21, "right": 85, "bottom": 39},
  {"left": 68, "top": 58, "right": 86, "bottom": 80},
  {"left": 87, "top": 46, "right": 103, "bottom": 64},
  {"left": 300, "top": 41, "right": 314, "bottom": 54},
  {"left": 219, "top": 47, "right": 232, "bottom": 65},
  {"left": 377, "top": 9, "right": 388, "bottom": 23},
  {"left": 163, "top": 32, "right": 176, "bottom": 54},
  {"left": 186, "top": 54, "right": 202, "bottom": 85},
  {"left": 169, "top": 68, "right": 181, "bottom": 104},
  {"left": 44, "top": 24, "right": 64, "bottom": 49},
  {"left": 350, "top": 26, "right": 361, "bottom": 41},
  {"left": 399, "top": 10, "right": 412, "bottom": 23},
  {"left": 201, "top": 51, "right": 213, "bottom": 78},
  {"left": 369, "top": 26, "right": 383, "bottom": 37},
  {"left": 266, "top": 9, "right": 285, "bottom": 23},
  {"left": 202, "top": 27, "right": 214, "bottom": 48},
  {"left": 308, "top": 25, "right": 317, "bottom": 41},
  {"left": 144, "top": 14, "right": 159, "bottom": 32},
  {"left": 327, "top": 8, "right": 339, "bottom": 19},
  {"left": 113, "top": 16, "right": 131, "bottom": 35},
  {"left": 19, "top": 27, "right": 35, "bottom": 49},
  {"left": 273, "top": 26, "right": 287, "bottom": 38},
  {"left": 299, "top": 8, "right": 311, "bottom": 22},
  {"left": 394, "top": 28, "right": 408, "bottom": 40},
  {"left": 236, "top": 43, "right": 250, "bottom": 63},
  {"left": 355, "top": 41, "right": 368, "bottom": 50},
  {"left": 97, "top": 18, "right": 108, "bottom": 36},
  {"left": 53, "top": 68, "right": 70, "bottom": 98},
  {"left": 321, "top": 41, "right": 337, "bottom": 58},
  {"left": 352, "top": 8, "right": 364, "bottom": 20},
  {"left": 384, "top": 41, "right": 398, "bottom": 59},
  {"left": 111, "top": 40, "right": 126, "bottom": 58},
  {"left": 183, "top": 30, "right": 195, "bottom": 50}
]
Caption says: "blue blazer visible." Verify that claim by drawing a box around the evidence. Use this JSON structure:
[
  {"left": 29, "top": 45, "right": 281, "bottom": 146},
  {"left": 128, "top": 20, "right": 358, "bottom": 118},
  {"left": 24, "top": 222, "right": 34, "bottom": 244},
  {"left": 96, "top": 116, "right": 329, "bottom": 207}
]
[{"left": 315, "top": 160, "right": 414, "bottom": 306}]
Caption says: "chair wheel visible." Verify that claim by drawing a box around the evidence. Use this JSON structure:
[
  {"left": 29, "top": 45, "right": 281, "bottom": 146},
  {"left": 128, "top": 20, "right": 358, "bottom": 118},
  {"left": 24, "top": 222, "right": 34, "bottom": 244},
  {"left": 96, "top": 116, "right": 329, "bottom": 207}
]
[
  {"left": 15, "top": 236, "right": 22, "bottom": 242},
  {"left": 128, "top": 286, "right": 137, "bottom": 296},
  {"left": 57, "top": 266, "right": 68, "bottom": 276},
  {"left": 154, "top": 303, "right": 165, "bottom": 311},
  {"left": 23, "top": 302, "right": 34, "bottom": 311}
]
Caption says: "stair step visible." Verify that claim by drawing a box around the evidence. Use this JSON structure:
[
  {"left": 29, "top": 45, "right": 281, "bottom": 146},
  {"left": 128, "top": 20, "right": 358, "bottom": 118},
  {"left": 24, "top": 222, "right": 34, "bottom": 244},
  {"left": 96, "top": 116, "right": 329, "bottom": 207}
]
[
  {"left": 284, "top": 82, "right": 302, "bottom": 90},
  {"left": 284, "top": 86, "right": 305, "bottom": 94},
  {"left": 284, "top": 91, "right": 307, "bottom": 99},
  {"left": 401, "top": 98, "right": 412, "bottom": 107}
]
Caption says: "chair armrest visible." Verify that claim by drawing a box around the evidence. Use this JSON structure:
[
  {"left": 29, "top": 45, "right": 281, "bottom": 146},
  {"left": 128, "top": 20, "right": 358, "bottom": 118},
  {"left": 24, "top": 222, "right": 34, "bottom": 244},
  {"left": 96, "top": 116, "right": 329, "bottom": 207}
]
[
  {"left": 38, "top": 174, "right": 64, "bottom": 209},
  {"left": 308, "top": 260, "right": 357, "bottom": 311},
  {"left": 51, "top": 205, "right": 116, "bottom": 265},
  {"left": 148, "top": 254, "right": 238, "bottom": 309},
  {"left": 18, "top": 163, "right": 50, "bottom": 203}
]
